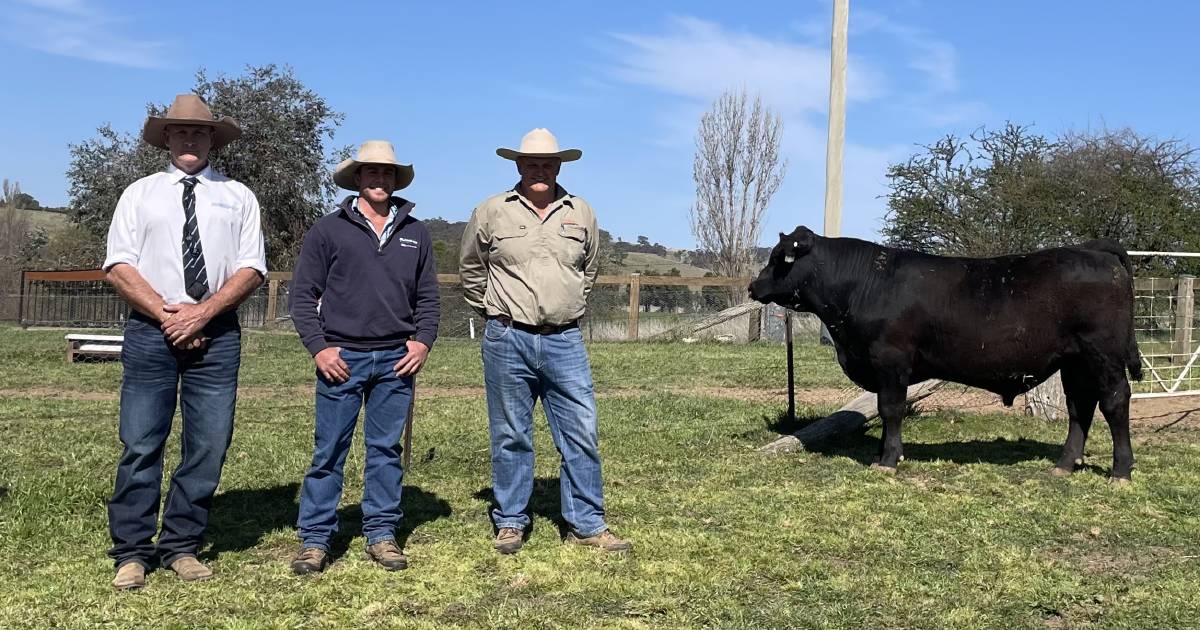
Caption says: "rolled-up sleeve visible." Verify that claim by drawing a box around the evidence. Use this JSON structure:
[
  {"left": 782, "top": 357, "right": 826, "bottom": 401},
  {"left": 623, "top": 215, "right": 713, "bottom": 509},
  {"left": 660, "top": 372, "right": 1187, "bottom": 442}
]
[
  {"left": 237, "top": 188, "right": 268, "bottom": 276},
  {"left": 102, "top": 186, "right": 140, "bottom": 271}
]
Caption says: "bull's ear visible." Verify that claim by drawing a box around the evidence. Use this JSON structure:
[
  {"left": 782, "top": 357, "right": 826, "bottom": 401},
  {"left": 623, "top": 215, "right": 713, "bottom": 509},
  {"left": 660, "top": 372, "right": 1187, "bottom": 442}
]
[{"left": 782, "top": 229, "right": 814, "bottom": 263}]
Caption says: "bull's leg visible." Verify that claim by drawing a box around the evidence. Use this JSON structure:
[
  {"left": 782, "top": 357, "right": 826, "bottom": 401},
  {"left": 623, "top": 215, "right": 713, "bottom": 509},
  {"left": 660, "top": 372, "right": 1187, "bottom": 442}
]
[
  {"left": 871, "top": 384, "right": 908, "bottom": 474},
  {"left": 1098, "top": 373, "right": 1134, "bottom": 482},
  {"left": 1052, "top": 367, "right": 1098, "bottom": 476}
]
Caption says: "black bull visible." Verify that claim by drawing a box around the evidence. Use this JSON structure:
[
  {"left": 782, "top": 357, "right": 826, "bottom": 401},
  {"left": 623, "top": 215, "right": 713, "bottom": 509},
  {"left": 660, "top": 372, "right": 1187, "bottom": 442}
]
[{"left": 749, "top": 226, "right": 1142, "bottom": 480}]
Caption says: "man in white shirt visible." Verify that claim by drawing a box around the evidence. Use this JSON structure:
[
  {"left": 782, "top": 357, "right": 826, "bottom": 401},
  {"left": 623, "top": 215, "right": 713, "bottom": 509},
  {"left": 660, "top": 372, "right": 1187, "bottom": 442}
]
[{"left": 102, "top": 94, "right": 267, "bottom": 590}]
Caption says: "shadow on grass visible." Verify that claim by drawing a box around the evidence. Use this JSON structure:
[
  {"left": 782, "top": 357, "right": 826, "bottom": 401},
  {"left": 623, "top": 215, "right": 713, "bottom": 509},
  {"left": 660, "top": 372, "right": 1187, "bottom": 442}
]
[
  {"left": 811, "top": 434, "right": 1062, "bottom": 467},
  {"left": 473, "top": 477, "right": 569, "bottom": 538},
  {"left": 204, "top": 483, "right": 452, "bottom": 562},
  {"left": 756, "top": 408, "right": 1064, "bottom": 468}
]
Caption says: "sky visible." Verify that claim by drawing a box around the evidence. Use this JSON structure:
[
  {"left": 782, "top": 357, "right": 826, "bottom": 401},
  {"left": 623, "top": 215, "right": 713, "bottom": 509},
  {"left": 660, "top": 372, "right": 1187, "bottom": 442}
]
[{"left": 1, "top": 0, "right": 1197, "bottom": 249}]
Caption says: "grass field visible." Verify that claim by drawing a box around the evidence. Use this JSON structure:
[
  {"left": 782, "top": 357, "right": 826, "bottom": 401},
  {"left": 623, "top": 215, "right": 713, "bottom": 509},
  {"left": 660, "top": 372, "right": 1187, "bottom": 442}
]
[{"left": 1, "top": 327, "right": 1198, "bottom": 628}]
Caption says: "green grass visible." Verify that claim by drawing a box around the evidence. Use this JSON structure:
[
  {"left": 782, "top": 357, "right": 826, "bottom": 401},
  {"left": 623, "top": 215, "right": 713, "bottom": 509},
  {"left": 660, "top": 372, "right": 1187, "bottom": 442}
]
[{"left": 1, "top": 328, "right": 1198, "bottom": 628}]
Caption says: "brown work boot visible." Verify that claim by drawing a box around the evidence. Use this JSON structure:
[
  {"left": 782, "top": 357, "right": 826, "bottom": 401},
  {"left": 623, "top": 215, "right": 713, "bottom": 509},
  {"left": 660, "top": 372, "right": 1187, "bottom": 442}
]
[
  {"left": 167, "top": 555, "right": 213, "bottom": 581},
  {"left": 365, "top": 540, "right": 408, "bottom": 571},
  {"left": 112, "top": 562, "right": 145, "bottom": 591},
  {"left": 290, "top": 547, "right": 328, "bottom": 575},
  {"left": 493, "top": 527, "right": 525, "bottom": 555},
  {"left": 566, "top": 529, "right": 632, "bottom": 552}
]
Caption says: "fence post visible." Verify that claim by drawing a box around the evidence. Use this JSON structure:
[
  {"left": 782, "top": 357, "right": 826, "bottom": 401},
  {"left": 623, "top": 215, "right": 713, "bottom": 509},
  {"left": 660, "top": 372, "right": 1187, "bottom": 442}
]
[
  {"left": 265, "top": 276, "right": 280, "bottom": 326},
  {"left": 1173, "top": 274, "right": 1195, "bottom": 363},
  {"left": 748, "top": 301, "right": 763, "bottom": 342},
  {"left": 627, "top": 273, "right": 641, "bottom": 340},
  {"left": 17, "top": 270, "right": 26, "bottom": 328}
]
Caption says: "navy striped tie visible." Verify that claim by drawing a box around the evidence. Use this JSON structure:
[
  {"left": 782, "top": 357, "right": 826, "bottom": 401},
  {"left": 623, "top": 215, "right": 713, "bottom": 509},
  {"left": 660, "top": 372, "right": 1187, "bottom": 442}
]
[{"left": 180, "top": 176, "right": 209, "bottom": 300}]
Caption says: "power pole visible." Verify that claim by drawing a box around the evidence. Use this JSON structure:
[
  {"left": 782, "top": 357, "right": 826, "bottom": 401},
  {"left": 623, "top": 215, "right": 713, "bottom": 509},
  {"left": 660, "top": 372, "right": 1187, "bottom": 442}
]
[{"left": 823, "top": 0, "right": 849, "bottom": 238}]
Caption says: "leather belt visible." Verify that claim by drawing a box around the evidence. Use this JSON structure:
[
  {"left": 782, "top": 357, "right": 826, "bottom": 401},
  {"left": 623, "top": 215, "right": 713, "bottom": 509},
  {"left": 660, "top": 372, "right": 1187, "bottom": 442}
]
[{"left": 492, "top": 315, "right": 578, "bottom": 335}]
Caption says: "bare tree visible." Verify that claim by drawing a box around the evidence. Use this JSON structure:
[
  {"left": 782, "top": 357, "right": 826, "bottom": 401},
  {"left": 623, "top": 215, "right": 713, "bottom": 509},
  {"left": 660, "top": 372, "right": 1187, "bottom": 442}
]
[
  {"left": 1, "top": 179, "right": 32, "bottom": 264},
  {"left": 690, "top": 89, "right": 787, "bottom": 287}
]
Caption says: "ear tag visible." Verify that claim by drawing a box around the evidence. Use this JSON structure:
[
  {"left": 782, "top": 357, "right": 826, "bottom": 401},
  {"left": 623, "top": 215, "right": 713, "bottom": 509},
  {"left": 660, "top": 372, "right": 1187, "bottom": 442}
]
[{"left": 784, "top": 254, "right": 795, "bottom": 263}]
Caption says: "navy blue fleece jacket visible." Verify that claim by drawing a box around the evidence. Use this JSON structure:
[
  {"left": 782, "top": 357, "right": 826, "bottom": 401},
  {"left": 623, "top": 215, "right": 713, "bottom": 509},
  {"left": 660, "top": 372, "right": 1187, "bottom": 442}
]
[{"left": 289, "top": 196, "right": 440, "bottom": 355}]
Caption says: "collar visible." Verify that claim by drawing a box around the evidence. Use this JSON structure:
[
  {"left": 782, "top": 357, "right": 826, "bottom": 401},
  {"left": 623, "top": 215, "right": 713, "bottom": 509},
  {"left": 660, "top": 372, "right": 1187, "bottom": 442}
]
[
  {"left": 167, "top": 162, "right": 213, "bottom": 185},
  {"left": 506, "top": 182, "right": 573, "bottom": 208},
  {"left": 338, "top": 194, "right": 415, "bottom": 222}
]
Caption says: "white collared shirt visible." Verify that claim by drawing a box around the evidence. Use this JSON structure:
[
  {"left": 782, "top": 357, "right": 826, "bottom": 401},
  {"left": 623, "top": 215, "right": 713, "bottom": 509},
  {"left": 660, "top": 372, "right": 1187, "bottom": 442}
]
[{"left": 103, "top": 164, "right": 268, "bottom": 304}]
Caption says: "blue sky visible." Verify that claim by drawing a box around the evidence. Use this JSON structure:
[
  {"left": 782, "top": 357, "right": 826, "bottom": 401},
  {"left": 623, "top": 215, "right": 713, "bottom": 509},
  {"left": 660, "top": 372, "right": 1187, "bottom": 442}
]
[{"left": 1, "top": 0, "right": 1196, "bottom": 248}]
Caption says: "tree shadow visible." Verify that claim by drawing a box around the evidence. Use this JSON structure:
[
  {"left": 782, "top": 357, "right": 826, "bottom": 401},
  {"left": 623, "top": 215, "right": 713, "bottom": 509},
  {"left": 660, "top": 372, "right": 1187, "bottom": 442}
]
[
  {"left": 473, "top": 477, "right": 568, "bottom": 539},
  {"left": 327, "top": 485, "right": 453, "bottom": 562},
  {"left": 202, "top": 482, "right": 452, "bottom": 563}
]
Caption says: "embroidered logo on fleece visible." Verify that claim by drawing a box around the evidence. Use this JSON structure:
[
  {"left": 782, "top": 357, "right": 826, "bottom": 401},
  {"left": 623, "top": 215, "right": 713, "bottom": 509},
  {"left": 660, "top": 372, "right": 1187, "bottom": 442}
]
[{"left": 397, "top": 237, "right": 420, "bottom": 249}]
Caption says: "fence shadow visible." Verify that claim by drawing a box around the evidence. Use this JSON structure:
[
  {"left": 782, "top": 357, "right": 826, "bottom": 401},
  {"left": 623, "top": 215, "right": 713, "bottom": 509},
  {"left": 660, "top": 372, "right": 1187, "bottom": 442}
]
[{"left": 473, "top": 477, "right": 568, "bottom": 539}]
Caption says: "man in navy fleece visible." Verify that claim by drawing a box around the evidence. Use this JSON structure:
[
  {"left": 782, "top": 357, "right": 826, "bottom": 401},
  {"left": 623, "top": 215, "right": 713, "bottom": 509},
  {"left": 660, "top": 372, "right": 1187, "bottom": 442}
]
[{"left": 287, "top": 141, "right": 440, "bottom": 574}]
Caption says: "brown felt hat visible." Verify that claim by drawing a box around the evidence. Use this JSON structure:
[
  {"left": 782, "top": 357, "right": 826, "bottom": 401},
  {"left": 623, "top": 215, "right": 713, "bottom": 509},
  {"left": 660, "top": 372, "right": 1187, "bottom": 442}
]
[{"left": 141, "top": 94, "right": 242, "bottom": 150}]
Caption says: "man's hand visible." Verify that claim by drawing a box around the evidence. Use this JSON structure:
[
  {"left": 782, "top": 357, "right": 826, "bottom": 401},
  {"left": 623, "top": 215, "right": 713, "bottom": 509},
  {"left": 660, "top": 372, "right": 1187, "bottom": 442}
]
[
  {"left": 315, "top": 347, "right": 350, "bottom": 383},
  {"left": 394, "top": 340, "right": 430, "bottom": 377},
  {"left": 161, "top": 303, "right": 214, "bottom": 347}
]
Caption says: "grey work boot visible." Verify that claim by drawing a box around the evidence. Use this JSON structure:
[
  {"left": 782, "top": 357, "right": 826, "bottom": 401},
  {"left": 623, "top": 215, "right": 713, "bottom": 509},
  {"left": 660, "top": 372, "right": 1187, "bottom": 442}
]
[
  {"left": 365, "top": 540, "right": 408, "bottom": 571},
  {"left": 493, "top": 527, "right": 525, "bottom": 555},
  {"left": 565, "top": 529, "right": 632, "bottom": 552}
]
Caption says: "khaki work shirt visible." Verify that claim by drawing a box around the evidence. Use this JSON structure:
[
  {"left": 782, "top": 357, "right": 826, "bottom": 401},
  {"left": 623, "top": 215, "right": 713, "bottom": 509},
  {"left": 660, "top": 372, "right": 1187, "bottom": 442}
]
[{"left": 459, "top": 184, "right": 600, "bottom": 326}]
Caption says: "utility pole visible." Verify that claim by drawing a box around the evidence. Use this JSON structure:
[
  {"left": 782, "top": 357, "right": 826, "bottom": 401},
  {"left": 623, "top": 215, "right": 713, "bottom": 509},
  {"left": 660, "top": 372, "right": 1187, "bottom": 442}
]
[{"left": 823, "top": 0, "right": 849, "bottom": 238}]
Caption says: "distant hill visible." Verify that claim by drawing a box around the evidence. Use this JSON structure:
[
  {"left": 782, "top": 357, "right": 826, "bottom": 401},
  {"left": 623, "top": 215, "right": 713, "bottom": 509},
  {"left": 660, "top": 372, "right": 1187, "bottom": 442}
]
[
  {"left": 14, "top": 208, "right": 69, "bottom": 232},
  {"left": 605, "top": 252, "right": 713, "bottom": 277},
  {"left": 421, "top": 216, "right": 733, "bottom": 277}
]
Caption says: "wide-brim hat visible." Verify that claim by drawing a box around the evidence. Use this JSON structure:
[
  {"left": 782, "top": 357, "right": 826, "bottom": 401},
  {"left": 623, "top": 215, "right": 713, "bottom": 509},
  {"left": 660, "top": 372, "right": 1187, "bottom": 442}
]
[
  {"left": 142, "top": 94, "right": 242, "bottom": 150},
  {"left": 333, "top": 140, "right": 415, "bottom": 191},
  {"left": 496, "top": 128, "right": 582, "bottom": 162}
]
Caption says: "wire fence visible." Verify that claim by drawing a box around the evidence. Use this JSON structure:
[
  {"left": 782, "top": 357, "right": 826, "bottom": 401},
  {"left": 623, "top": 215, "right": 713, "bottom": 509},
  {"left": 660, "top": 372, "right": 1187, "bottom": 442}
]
[
  {"left": 2, "top": 269, "right": 784, "bottom": 342},
  {"left": 7, "top": 265, "right": 1200, "bottom": 404}
]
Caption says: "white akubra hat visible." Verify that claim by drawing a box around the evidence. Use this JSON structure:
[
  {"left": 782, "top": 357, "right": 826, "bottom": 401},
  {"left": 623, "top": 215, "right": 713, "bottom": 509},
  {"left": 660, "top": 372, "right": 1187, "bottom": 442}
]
[
  {"left": 333, "top": 140, "right": 415, "bottom": 191},
  {"left": 496, "top": 128, "right": 582, "bottom": 162}
]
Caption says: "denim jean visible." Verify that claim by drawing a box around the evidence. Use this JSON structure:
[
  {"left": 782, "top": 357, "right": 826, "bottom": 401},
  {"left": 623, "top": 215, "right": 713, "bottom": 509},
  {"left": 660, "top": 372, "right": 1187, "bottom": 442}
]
[
  {"left": 107, "top": 311, "right": 241, "bottom": 569},
  {"left": 482, "top": 318, "right": 607, "bottom": 537},
  {"left": 297, "top": 347, "right": 413, "bottom": 550}
]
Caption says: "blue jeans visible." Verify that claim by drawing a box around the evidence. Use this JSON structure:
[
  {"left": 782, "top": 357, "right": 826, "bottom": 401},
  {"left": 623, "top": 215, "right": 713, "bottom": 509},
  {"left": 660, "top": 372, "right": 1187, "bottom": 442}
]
[
  {"left": 482, "top": 319, "right": 608, "bottom": 537},
  {"left": 297, "top": 347, "right": 413, "bottom": 550},
  {"left": 107, "top": 311, "right": 241, "bottom": 569}
]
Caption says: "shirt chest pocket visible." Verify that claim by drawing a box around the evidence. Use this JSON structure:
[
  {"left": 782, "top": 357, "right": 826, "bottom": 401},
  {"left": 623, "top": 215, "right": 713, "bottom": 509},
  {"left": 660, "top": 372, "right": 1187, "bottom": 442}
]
[
  {"left": 489, "top": 229, "right": 530, "bottom": 264},
  {"left": 201, "top": 202, "right": 240, "bottom": 238},
  {"left": 556, "top": 224, "right": 587, "bottom": 265}
]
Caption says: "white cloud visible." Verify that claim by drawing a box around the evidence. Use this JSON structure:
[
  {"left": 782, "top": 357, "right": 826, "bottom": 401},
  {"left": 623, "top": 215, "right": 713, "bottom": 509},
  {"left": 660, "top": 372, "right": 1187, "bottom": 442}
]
[
  {"left": 603, "top": 12, "right": 988, "bottom": 242},
  {"left": 610, "top": 15, "right": 886, "bottom": 119},
  {"left": 1, "top": 0, "right": 166, "bottom": 68}
]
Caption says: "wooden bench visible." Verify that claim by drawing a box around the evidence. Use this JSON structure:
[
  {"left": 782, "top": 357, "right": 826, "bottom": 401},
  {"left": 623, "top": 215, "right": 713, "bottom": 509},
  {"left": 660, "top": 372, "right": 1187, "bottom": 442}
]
[{"left": 66, "top": 334, "right": 123, "bottom": 363}]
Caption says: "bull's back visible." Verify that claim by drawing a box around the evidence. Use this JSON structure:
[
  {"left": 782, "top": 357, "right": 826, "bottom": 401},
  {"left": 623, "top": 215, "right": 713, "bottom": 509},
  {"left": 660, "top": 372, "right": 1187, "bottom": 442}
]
[{"left": 879, "top": 247, "right": 1133, "bottom": 392}]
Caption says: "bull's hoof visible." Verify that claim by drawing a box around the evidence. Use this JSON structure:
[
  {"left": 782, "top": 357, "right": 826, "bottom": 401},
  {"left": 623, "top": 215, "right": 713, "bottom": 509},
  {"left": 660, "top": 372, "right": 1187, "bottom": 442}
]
[
  {"left": 1108, "top": 476, "right": 1132, "bottom": 487},
  {"left": 1050, "top": 466, "right": 1073, "bottom": 477},
  {"left": 869, "top": 463, "right": 897, "bottom": 475}
]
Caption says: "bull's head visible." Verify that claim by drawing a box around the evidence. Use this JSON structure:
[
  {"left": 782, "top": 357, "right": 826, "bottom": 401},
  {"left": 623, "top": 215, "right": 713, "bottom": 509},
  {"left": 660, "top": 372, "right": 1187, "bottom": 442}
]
[{"left": 748, "top": 226, "right": 817, "bottom": 310}]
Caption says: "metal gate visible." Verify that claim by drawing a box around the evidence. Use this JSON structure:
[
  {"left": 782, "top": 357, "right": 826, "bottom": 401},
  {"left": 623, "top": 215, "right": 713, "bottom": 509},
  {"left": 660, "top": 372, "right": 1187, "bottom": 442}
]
[{"left": 1129, "top": 252, "right": 1200, "bottom": 399}]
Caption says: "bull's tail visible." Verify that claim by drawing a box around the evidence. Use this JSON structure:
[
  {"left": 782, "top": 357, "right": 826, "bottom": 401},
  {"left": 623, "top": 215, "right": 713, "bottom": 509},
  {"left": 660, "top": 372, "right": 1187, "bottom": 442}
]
[{"left": 1082, "top": 239, "right": 1144, "bottom": 381}]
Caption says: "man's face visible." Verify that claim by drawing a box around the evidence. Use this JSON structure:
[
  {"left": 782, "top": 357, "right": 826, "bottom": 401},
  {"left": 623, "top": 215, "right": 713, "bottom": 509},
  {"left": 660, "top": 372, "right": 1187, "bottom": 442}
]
[
  {"left": 355, "top": 164, "right": 397, "bottom": 203},
  {"left": 517, "top": 157, "right": 561, "bottom": 195},
  {"left": 164, "top": 124, "right": 213, "bottom": 173}
]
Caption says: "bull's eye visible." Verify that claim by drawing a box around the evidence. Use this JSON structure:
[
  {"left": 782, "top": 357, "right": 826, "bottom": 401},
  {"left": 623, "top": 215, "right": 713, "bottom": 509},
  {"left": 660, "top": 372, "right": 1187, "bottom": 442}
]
[
  {"left": 784, "top": 254, "right": 795, "bottom": 263},
  {"left": 793, "top": 241, "right": 798, "bottom": 248}
]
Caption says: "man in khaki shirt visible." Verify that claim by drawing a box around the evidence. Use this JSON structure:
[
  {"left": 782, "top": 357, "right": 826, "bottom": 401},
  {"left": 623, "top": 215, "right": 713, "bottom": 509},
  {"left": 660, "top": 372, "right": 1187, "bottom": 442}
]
[{"left": 460, "top": 128, "right": 630, "bottom": 554}]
